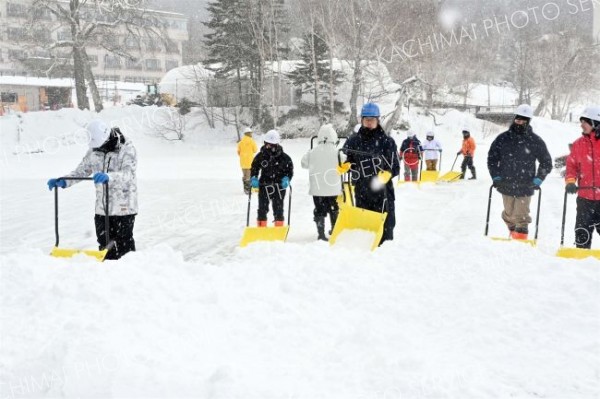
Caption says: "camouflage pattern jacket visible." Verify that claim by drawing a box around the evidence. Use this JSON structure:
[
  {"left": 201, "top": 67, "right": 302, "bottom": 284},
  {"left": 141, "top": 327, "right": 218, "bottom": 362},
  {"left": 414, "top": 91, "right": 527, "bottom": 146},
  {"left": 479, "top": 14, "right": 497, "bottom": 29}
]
[{"left": 65, "top": 140, "right": 138, "bottom": 216}]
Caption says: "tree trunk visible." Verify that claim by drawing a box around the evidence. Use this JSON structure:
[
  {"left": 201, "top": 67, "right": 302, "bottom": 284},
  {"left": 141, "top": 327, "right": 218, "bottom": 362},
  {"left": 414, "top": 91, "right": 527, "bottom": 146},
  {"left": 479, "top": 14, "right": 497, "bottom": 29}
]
[
  {"left": 309, "top": 32, "right": 321, "bottom": 121},
  {"left": 82, "top": 49, "right": 103, "bottom": 112},
  {"left": 72, "top": 46, "right": 89, "bottom": 110}
]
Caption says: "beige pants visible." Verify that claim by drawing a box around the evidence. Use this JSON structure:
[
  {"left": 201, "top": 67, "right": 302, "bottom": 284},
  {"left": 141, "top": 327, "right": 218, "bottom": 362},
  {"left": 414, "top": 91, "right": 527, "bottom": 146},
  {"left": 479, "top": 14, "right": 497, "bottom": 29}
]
[
  {"left": 425, "top": 159, "right": 438, "bottom": 171},
  {"left": 242, "top": 169, "right": 251, "bottom": 192},
  {"left": 501, "top": 195, "right": 532, "bottom": 230}
]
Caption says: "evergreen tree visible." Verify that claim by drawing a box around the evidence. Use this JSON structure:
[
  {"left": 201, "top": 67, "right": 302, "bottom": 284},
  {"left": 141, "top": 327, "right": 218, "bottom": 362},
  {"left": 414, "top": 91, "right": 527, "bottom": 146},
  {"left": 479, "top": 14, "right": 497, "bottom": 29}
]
[{"left": 288, "top": 30, "right": 344, "bottom": 118}]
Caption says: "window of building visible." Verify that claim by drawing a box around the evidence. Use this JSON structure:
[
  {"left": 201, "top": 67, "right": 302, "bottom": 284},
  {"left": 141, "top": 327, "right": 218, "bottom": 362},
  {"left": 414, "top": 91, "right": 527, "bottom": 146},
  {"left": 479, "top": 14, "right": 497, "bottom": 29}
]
[
  {"left": 1, "top": 92, "right": 18, "bottom": 103},
  {"left": 57, "top": 30, "right": 72, "bottom": 41},
  {"left": 124, "top": 36, "right": 138, "bottom": 49},
  {"left": 165, "top": 60, "right": 178, "bottom": 72},
  {"left": 7, "top": 3, "right": 27, "bottom": 17},
  {"left": 126, "top": 58, "right": 142, "bottom": 70},
  {"left": 145, "top": 59, "right": 161, "bottom": 71},
  {"left": 104, "top": 55, "right": 122, "bottom": 69},
  {"left": 33, "top": 29, "right": 51, "bottom": 42},
  {"left": 7, "top": 27, "right": 27, "bottom": 41},
  {"left": 87, "top": 54, "right": 98, "bottom": 66},
  {"left": 144, "top": 38, "right": 160, "bottom": 51}
]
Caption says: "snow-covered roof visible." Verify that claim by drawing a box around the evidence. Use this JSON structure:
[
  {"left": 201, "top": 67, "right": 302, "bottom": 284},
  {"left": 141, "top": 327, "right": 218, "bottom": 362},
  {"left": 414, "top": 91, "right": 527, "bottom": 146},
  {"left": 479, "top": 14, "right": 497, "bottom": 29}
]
[{"left": 0, "top": 76, "right": 75, "bottom": 88}]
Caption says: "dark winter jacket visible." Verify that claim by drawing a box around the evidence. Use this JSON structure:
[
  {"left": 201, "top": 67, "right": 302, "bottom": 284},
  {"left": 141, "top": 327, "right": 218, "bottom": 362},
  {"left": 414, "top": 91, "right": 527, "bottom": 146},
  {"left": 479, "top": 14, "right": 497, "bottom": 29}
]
[
  {"left": 251, "top": 145, "right": 294, "bottom": 186},
  {"left": 343, "top": 125, "right": 400, "bottom": 201},
  {"left": 487, "top": 124, "right": 552, "bottom": 197},
  {"left": 400, "top": 137, "right": 423, "bottom": 169}
]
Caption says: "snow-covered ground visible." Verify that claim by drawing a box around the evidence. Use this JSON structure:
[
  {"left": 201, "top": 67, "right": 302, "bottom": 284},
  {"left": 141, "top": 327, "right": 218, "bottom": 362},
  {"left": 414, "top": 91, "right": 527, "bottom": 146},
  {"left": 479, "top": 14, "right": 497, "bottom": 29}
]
[{"left": 1, "top": 107, "right": 598, "bottom": 398}]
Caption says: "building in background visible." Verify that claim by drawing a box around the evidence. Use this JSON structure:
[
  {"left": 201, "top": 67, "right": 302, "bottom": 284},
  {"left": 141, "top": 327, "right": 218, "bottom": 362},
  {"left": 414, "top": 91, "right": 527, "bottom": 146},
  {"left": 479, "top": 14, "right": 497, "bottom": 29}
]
[
  {"left": 594, "top": 2, "right": 600, "bottom": 43},
  {"left": 0, "top": 0, "right": 188, "bottom": 85}
]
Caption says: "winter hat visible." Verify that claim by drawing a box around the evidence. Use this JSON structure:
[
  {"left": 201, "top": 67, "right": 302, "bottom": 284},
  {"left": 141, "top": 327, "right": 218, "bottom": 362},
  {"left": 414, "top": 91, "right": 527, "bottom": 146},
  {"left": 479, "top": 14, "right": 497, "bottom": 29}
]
[
  {"left": 87, "top": 119, "right": 110, "bottom": 148},
  {"left": 317, "top": 124, "right": 338, "bottom": 144},
  {"left": 264, "top": 129, "right": 281, "bottom": 144},
  {"left": 426, "top": 131, "right": 434, "bottom": 138}
]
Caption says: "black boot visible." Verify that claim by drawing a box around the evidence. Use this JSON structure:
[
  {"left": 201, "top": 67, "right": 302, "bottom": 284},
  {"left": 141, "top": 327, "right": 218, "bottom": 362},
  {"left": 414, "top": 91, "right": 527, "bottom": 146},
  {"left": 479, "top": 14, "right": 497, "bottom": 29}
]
[
  {"left": 328, "top": 211, "right": 338, "bottom": 235},
  {"left": 315, "top": 217, "right": 328, "bottom": 241},
  {"left": 469, "top": 167, "right": 477, "bottom": 180}
]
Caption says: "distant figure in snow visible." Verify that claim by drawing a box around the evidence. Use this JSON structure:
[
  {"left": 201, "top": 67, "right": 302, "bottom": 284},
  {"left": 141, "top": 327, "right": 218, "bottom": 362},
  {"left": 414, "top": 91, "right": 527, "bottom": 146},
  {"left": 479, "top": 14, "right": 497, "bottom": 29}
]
[
  {"left": 457, "top": 128, "right": 477, "bottom": 179},
  {"left": 399, "top": 131, "right": 422, "bottom": 181},
  {"left": 422, "top": 131, "right": 442, "bottom": 171},
  {"left": 237, "top": 127, "right": 258, "bottom": 195},
  {"left": 47, "top": 119, "right": 138, "bottom": 260}
]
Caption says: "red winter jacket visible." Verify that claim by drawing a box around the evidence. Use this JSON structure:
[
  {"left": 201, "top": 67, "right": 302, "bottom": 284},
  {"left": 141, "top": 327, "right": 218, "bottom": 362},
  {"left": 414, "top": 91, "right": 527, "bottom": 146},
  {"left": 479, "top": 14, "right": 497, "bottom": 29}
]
[{"left": 565, "top": 133, "right": 600, "bottom": 201}]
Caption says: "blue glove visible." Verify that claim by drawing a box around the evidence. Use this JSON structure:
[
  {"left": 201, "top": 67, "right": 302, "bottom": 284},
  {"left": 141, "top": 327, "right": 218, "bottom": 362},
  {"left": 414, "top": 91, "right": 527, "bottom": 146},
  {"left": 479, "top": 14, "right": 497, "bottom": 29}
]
[
  {"left": 93, "top": 172, "right": 109, "bottom": 184},
  {"left": 281, "top": 176, "right": 290, "bottom": 189},
  {"left": 532, "top": 177, "right": 543, "bottom": 187},
  {"left": 250, "top": 176, "right": 259, "bottom": 188},
  {"left": 492, "top": 176, "right": 502, "bottom": 187},
  {"left": 47, "top": 178, "right": 66, "bottom": 191}
]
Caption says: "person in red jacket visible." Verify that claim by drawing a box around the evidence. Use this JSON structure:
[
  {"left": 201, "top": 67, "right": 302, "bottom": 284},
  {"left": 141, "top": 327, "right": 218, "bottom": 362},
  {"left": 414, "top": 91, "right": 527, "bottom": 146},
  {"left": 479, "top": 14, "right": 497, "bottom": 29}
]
[{"left": 565, "top": 106, "right": 600, "bottom": 248}]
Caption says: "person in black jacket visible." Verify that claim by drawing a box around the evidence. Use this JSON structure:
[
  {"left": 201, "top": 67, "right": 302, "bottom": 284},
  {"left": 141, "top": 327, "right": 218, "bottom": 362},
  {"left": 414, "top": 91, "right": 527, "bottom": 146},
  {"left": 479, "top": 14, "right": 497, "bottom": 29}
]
[
  {"left": 250, "top": 130, "right": 293, "bottom": 227},
  {"left": 341, "top": 103, "right": 400, "bottom": 245},
  {"left": 399, "top": 132, "right": 423, "bottom": 181},
  {"left": 487, "top": 104, "right": 552, "bottom": 240}
]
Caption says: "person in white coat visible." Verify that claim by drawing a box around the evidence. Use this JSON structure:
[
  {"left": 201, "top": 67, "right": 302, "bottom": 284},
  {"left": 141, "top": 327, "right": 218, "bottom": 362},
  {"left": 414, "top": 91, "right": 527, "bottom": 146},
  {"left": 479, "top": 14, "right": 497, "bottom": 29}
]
[
  {"left": 422, "top": 131, "right": 443, "bottom": 171},
  {"left": 301, "top": 124, "right": 346, "bottom": 241}
]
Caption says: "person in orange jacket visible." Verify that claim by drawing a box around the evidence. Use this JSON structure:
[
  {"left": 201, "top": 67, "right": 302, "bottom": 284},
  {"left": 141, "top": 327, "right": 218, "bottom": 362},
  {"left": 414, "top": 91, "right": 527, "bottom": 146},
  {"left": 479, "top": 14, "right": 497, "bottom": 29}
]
[
  {"left": 237, "top": 127, "right": 258, "bottom": 194},
  {"left": 457, "top": 128, "right": 476, "bottom": 179}
]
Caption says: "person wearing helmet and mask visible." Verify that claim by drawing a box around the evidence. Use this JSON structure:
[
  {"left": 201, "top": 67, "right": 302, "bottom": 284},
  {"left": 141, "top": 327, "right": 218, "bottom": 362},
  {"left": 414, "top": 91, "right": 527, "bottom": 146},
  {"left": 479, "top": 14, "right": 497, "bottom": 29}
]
[
  {"left": 250, "top": 129, "right": 294, "bottom": 227},
  {"left": 47, "top": 119, "right": 138, "bottom": 260},
  {"left": 422, "top": 131, "right": 442, "bottom": 171},
  {"left": 457, "top": 128, "right": 477, "bottom": 179},
  {"left": 399, "top": 131, "right": 423, "bottom": 181},
  {"left": 237, "top": 127, "right": 258, "bottom": 194},
  {"left": 339, "top": 102, "right": 400, "bottom": 245},
  {"left": 301, "top": 124, "right": 346, "bottom": 241},
  {"left": 564, "top": 106, "right": 600, "bottom": 248},
  {"left": 487, "top": 104, "right": 552, "bottom": 240}
]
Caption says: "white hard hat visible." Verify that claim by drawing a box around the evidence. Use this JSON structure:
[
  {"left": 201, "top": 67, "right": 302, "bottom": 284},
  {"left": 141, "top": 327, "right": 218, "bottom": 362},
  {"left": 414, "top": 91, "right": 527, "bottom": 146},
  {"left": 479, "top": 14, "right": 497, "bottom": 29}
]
[
  {"left": 243, "top": 127, "right": 253, "bottom": 134},
  {"left": 353, "top": 123, "right": 361, "bottom": 133},
  {"left": 317, "top": 124, "right": 338, "bottom": 144},
  {"left": 87, "top": 119, "right": 110, "bottom": 148},
  {"left": 581, "top": 106, "right": 600, "bottom": 124},
  {"left": 264, "top": 129, "right": 281, "bottom": 144},
  {"left": 407, "top": 131, "right": 415, "bottom": 138},
  {"left": 426, "top": 131, "right": 434, "bottom": 137},
  {"left": 515, "top": 104, "right": 534, "bottom": 119}
]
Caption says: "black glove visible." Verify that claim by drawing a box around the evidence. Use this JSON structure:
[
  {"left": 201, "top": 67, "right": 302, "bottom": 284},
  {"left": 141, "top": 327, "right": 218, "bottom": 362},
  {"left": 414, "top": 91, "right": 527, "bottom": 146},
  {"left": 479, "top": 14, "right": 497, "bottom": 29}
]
[
  {"left": 565, "top": 183, "right": 578, "bottom": 194},
  {"left": 456, "top": 151, "right": 462, "bottom": 156}
]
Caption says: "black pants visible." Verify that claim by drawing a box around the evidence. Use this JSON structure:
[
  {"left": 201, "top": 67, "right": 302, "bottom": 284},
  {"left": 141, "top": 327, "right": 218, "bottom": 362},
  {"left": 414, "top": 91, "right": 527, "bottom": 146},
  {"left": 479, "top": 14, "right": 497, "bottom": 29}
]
[
  {"left": 574, "top": 197, "right": 600, "bottom": 249},
  {"left": 94, "top": 214, "right": 136, "bottom": 260},
  {"left": 313, "top": 196, "right": 338, "bottom": 219},
  {"left": 354, "top": 180, "right": 396, "bottom": 245},
  {"left": 461, "top": 155, "right": 475, "bottom": 178},
  {"left": 257, "top": 184, "right": 286, "bottom": 222}
]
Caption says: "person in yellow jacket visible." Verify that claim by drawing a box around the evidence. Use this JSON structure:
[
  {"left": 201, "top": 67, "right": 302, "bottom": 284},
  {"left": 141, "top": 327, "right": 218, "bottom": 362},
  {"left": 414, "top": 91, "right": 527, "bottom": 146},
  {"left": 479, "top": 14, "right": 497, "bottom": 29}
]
[{"left": 238, "top": 127, "right": 258, "bottom": 194}]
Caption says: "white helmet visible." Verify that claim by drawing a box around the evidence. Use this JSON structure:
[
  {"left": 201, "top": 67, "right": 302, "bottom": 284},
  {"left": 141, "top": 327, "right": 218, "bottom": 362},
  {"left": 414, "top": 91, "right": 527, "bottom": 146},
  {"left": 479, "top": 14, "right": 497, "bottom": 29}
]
[
  {"left": 353, "top": 123, "right": 361, "bottom": 133},
  {"left": 426, "top": 131, "right": 434, "bottom": 137},
  {"left": 581, "top": 106, "right": 600, "bottom": 125},
  {"left": 317, "top": 124, "right": 338, "bottom": 144},
  {"left": 87, "top": 119, "right": 110, "bottom": 148},
  {"left": 264, "top": 129, "right": 281, "bottom": 144},
  {"left": 515, "top": 104, "right": 534, "bottom": 119},
  {"left": 243, "top": 127, "right": 253, "bottom": 135},
  {"left": 407, "top": 131, "right": 416, "bottom": 138}
]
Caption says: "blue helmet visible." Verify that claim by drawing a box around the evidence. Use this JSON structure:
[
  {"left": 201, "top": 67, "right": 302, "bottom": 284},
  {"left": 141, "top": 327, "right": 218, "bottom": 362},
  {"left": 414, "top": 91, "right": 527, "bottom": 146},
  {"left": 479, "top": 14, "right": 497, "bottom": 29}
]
[{"left": 361, "top": 103, "right": 380, "bottom": 118}]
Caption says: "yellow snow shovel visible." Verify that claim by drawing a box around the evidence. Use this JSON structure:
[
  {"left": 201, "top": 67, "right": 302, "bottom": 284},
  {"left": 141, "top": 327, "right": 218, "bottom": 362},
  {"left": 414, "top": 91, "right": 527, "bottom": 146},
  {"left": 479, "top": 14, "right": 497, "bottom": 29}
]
[
  {"left": 437, "top": 153, "right": 463, "bottom": 182},
  {"left": 50, "top": 177, "right": 113, "bottom": 261},
  {"left": 419, "top": 149, "right": 442, "bottom": 183},
  {"left": 240, "top": 185, "right": 292, "bottom": 247},
  {"left": 484, "top": 184, "right": 541, "bottom": 247},
  {"left": 556, "top": 187, "right": 600, "bottom": 260},
  {"left": 330, "top": 149, "right": 388, "bottom": 251}
]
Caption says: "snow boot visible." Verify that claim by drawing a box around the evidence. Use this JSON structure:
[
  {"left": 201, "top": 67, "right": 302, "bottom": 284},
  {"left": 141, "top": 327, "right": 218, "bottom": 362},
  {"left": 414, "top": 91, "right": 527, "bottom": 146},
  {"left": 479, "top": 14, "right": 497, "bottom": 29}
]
[
  {"left": 257, "top": 220, "right": 267, "bottom": 227},
  {"left": 469, "top": 167, "right": 477, "bottom": 180},
  {"left": 315, "top": 217, "right": 328, "bottom": 241},
  {"left": 511, "top": 227, "right": 528, "bottom": 240},
  {"left": 274, "top": 220, "right": 284, "bottom": 227},
  {"left": 329, "top": 210, "right": 338, "bottom": 235}
]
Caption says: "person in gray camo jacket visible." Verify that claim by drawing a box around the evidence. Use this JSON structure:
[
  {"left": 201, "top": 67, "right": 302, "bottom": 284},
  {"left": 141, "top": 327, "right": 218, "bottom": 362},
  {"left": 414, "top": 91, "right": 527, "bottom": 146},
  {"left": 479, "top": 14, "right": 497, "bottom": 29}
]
[{"left": 47, "top": 119, "right": 138, "bottom": 260}]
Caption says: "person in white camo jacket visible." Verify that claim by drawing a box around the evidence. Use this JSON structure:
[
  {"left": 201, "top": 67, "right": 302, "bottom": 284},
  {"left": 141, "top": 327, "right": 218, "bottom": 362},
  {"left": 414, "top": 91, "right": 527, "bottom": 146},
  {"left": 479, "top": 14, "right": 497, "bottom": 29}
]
[{"left": 47, "top": 119, "right": 138, "bottom": 260}]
